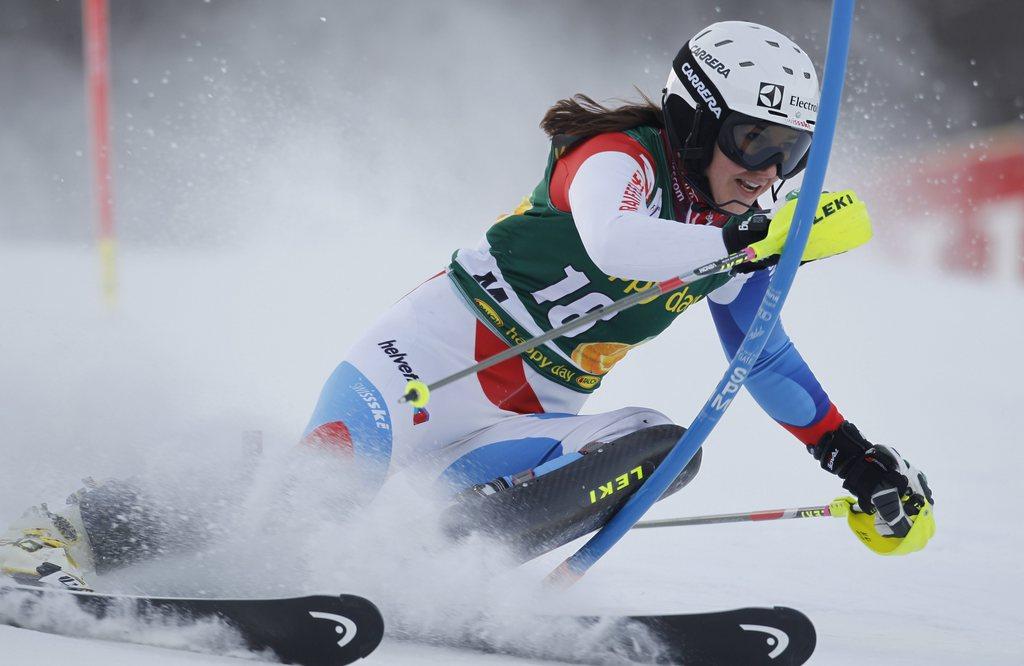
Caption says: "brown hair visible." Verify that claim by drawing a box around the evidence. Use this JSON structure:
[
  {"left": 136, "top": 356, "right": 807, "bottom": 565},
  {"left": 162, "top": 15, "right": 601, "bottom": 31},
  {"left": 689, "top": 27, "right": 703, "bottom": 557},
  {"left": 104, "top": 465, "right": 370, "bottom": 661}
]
[{"left": 540, "top": 91, "right": 663, "bottom": 141}]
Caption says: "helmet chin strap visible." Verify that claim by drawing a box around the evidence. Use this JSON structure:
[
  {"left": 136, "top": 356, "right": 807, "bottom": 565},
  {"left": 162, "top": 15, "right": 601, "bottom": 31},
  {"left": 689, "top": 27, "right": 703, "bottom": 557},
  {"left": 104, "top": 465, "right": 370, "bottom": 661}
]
[
  {"left": 770, "top": 179, "right": 788, "bottom": 204},
  {"left": 680, "top": 104, "right": 706, "bottom": 162}
]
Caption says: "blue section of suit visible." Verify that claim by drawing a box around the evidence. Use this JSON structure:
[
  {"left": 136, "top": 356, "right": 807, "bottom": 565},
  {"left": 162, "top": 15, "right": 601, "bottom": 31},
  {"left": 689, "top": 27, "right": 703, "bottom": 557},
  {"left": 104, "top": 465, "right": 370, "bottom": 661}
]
[
  {"left": 304, "top": 361, "right": 394, "bottom": 481},
  {"left": 708, "top": 269, "right": 832, "bottom": 430}
]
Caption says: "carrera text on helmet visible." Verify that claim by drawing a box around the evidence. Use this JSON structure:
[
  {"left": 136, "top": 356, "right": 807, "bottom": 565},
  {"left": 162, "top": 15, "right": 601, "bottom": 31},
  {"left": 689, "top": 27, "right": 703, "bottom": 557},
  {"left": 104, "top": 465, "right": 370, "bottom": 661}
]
[
  {"left": 689, "top": 44, "right": 732, "bottom": 78},
  {"left": 680, "top": 62, "right": 723, "bottom": 118}
]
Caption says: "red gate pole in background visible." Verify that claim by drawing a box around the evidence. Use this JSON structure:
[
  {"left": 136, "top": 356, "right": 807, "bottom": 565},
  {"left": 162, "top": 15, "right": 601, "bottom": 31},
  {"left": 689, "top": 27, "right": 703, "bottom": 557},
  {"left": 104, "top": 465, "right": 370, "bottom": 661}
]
[{"left": 82, "top": 0, "right": 117, "bottom": 306}]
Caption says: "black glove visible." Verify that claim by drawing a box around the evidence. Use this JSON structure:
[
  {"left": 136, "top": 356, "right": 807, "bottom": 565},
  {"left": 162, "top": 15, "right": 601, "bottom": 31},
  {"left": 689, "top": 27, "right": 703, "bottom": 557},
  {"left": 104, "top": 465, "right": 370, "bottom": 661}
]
[
  {"left": 722, "top": 213, "right": 776, "bottom": 273},
  {"left": 810, "top": 421, "right": 934, "bottom": 537}
]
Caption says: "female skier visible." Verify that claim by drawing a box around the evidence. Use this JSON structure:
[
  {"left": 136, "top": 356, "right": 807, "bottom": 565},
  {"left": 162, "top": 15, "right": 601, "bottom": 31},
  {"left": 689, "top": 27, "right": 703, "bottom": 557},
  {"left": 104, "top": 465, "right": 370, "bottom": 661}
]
[{"left": 2, "top": 21, "right": 933, "bottom": 590}]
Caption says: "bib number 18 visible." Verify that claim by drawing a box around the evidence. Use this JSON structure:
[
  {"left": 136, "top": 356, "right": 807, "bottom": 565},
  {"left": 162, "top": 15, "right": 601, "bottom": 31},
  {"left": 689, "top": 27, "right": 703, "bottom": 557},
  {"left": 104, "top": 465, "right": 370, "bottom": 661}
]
[{"left": 531, "top": 265, "right": 615, "bottom": 338}]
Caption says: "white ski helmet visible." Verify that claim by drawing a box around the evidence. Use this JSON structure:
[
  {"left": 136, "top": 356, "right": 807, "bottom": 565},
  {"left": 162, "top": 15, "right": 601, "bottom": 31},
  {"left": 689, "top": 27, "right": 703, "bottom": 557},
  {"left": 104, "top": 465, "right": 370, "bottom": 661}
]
[{"left": 663, "top": 21, "right": 820, "bottom": 179}]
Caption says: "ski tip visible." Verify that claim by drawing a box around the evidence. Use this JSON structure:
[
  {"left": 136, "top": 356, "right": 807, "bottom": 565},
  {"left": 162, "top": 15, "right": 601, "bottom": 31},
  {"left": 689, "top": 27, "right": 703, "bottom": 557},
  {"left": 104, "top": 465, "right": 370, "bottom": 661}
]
[
  {"left": 627, "top": 605, "right": 817, "bottom": 666},
  {"left": 767, "top": 606, "right": 817, "bottom": 665},
  {"left": 338, "top": 594, "right": 386, "bottom": 659}
]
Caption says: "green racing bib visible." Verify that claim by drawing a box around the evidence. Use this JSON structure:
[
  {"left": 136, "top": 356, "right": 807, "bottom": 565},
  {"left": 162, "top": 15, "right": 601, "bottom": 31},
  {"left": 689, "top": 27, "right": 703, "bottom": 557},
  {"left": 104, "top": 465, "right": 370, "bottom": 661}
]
[{"left": 449, "top": 126, "right": 736, "bottom": 393}]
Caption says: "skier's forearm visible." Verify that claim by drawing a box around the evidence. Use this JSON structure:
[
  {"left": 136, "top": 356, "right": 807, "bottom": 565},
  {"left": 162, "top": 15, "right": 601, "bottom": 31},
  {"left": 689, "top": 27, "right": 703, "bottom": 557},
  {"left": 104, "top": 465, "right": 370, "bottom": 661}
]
[{"left": 569, "top": 151, "right": 728, "bottom": 281}]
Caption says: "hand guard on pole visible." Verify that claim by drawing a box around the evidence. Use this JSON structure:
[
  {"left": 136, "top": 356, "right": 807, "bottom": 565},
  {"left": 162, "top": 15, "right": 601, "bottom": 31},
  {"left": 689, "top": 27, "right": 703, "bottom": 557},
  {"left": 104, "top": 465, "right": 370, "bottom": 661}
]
[
  {"left": 722, "top": 189, "right": 872, "bottom": 273},
  {"left": 811, "top": 421, "right": 936, "bottom": 554},
  {"left": 830, "top": 495, "right": 936, "bottom": 556}
]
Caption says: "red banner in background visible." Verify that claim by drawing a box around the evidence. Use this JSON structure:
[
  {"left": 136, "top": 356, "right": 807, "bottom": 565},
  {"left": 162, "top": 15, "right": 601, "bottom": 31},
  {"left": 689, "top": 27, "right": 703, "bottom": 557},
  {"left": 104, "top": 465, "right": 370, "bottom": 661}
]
[{"left": 871, "top": 125, "right": 1024, "bottom": 283}]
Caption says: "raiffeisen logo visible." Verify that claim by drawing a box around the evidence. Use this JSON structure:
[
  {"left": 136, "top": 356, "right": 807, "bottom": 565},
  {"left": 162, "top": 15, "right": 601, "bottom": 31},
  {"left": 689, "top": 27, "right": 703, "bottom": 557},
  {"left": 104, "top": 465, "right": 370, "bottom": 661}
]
[{"left": 680, "top": 62, "right": 722, "bottom": 118}]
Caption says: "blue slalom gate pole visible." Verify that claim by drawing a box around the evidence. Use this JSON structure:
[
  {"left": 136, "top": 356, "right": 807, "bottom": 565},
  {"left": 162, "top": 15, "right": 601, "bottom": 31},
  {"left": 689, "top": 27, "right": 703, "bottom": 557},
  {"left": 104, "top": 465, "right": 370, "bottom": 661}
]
[{"left": 549, "top": 0, "right": 857, "bottom": 585}]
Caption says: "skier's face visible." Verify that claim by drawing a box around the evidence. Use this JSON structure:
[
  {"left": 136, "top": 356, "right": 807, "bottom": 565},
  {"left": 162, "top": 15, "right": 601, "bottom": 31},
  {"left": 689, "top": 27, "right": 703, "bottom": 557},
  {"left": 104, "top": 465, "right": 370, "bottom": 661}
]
[{"left": 705, "top": 145, "right": 778, "bottom": 215}]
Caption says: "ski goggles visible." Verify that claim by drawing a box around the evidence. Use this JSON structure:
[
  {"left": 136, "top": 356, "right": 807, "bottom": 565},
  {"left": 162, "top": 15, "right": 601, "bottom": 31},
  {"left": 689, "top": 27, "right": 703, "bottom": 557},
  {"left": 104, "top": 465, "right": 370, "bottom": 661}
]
[{"left": 717, "top": 112, "right": 813, "bottom": 179}]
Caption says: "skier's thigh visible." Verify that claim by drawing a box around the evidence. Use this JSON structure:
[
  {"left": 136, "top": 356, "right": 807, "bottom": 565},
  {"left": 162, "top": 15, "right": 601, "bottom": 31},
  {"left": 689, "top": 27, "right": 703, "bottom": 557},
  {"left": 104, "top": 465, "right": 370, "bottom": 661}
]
[
  {"left": 302, "top": 276, "right": 511, "bottom": 476},
  {"left": 431, "top": 406, "right": 674, "bottom": 488}
]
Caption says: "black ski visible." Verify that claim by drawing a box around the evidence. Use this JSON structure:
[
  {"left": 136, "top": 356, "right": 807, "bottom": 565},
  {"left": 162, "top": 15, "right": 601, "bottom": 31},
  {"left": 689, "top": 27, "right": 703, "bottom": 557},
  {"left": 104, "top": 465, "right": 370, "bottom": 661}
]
[
  {"left": 433, "top": 605, "right": 815, "bottom": 665},
  {"left": 603, "top": 605, "right": 816, "bottom": 665},
  {"left": 0, "top": 583, "right": 384, "bottom": 666}
]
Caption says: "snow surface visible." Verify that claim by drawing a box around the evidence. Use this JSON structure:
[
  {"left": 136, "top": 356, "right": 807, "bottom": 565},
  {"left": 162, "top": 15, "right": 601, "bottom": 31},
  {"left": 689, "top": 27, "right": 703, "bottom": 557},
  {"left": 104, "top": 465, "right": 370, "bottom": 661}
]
[{"left": 1, "top": 232, "right": 1021, "bottom": 664}]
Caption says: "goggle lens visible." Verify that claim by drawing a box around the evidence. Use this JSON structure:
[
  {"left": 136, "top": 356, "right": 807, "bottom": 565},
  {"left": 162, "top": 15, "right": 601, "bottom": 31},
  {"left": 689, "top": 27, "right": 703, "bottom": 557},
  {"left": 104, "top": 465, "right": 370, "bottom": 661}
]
[{"left": 720, "top": 116, "right": 812, "bottom": 179}]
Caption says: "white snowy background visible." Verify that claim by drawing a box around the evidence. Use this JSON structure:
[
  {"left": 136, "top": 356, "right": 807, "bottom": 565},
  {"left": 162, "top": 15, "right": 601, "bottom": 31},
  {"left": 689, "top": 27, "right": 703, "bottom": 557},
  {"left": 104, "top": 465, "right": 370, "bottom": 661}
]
[{"left": 2, "top": 1, "right": 1022, "bottom": 664}]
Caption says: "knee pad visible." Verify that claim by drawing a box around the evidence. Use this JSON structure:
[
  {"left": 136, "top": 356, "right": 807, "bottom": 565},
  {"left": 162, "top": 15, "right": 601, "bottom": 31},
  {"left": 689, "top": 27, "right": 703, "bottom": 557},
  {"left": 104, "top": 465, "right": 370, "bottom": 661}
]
[
  {"left": 444, "top": 424, "right": 701, "bottom": 562},
  {"left": 578, "top": 425, "right": 701, "bottom": 499}
]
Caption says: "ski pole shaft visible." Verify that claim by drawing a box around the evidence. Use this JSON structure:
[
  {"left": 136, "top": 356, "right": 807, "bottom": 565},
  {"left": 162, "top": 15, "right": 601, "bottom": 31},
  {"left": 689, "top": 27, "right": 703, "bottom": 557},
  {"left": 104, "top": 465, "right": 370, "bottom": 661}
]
[
  {"left": 633, "top": 503, "right": 844, "bottom": 529},
  {"left": 400, "top": 249, "right": 753, "bottom": 405}
]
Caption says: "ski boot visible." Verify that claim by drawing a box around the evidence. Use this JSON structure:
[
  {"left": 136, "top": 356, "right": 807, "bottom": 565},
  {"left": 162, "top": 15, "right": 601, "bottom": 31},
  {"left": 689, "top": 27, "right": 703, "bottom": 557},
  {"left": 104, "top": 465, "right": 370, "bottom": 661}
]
[{"left": 0, "top": 499, "right": 94, "bottom": 591}]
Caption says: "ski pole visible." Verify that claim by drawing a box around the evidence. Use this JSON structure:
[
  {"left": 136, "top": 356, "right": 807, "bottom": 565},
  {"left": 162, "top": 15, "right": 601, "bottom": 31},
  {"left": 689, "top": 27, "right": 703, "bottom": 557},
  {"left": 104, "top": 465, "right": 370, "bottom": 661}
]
[
  {"left": 548, "top": 0, "right": 856, "bottom": 586},
  {"left": 632, "top": 497, "right": 855, "bottom": 530},
  {"left": 400, "top": 248, "right": 755, "bottom": 407}
]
